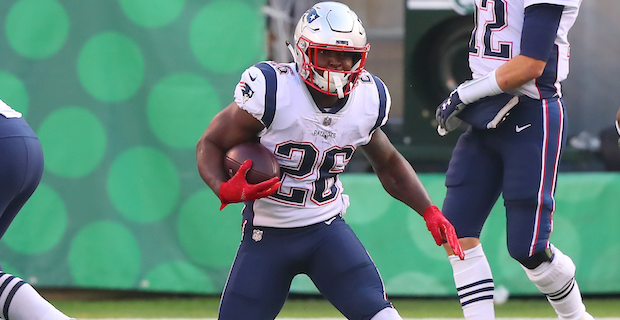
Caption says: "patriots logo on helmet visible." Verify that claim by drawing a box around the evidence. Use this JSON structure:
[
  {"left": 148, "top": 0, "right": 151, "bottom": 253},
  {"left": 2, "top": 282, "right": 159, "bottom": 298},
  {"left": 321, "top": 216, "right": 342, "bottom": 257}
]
[
  {"left": 239, "top": 82, "right": 254, "bottom": 103},
  {"left": 306, "top": 8, "right": 320, "bottom": 23}
]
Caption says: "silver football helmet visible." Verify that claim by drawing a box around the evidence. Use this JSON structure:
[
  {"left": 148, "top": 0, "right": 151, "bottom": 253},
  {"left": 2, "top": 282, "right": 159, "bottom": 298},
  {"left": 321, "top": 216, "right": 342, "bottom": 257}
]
[{"left": 288, "top": 2, "right": 370, "bottom": 98}]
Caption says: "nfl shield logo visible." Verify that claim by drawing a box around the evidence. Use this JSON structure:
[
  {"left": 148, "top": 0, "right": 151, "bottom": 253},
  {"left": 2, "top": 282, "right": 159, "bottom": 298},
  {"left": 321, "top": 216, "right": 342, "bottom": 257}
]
[
  {"left": 252, "top": 229, "right": 263, "bottom": 242},
  {"left": 323, "top": 117, "right": 332, "bottom": 126}
]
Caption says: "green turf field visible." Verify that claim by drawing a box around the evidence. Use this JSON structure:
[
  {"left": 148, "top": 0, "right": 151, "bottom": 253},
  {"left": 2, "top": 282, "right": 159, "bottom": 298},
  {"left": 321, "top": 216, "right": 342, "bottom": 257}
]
[{"left": 49, "top": 294, "right": 620, "bottom": 319}]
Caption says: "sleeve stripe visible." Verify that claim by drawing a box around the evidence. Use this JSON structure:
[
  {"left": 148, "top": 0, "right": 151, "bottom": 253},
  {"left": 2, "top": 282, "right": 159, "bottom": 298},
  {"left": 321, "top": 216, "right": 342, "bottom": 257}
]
[
  {"left": 255, "top": 62, "right": 277, "bottom": 129},
  {"left": 370, "top": 75, "right": 388, "bottom": 134}
]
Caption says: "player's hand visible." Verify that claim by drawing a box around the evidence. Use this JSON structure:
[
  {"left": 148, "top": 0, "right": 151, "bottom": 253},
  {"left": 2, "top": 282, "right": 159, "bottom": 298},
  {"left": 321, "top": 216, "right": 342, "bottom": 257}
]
[
  {"left": 218, "top": 160, "right": 282, "bottom": 210},
  {"left": 423, "top": 205, "right": 465, "bottom": 260},
  {"left": 436, "top": 89, "right": 466, "bottom": 136}
]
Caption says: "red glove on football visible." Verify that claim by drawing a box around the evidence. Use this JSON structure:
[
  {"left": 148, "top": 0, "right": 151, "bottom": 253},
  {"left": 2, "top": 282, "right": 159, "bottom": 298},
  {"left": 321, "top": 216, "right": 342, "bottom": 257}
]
[
  {"left": 423, "top": 205, "right": 465, "bottom": 260},
  {"left": 218, "top": 160, "right": 282, "bottom": 210}
]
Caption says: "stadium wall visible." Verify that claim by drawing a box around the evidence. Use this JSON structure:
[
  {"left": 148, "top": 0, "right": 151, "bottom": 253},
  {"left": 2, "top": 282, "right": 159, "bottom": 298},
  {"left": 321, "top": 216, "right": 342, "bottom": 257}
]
[
  {"left": 0, "top": 0, "right": 618, "bottom": 297},
  {"left": 2, "top": 171, "right": 619, "bottom": 296}
]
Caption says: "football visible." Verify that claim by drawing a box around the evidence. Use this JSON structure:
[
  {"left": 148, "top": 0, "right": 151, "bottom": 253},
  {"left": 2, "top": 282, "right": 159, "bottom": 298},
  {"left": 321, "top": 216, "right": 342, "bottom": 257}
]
[{"left": 224, "top": 142, "right": 280, "bottom": 184}]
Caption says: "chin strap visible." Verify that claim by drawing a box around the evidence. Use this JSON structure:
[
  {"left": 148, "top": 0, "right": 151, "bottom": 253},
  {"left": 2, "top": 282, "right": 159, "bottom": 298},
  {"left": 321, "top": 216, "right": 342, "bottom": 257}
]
[
  {"left": 332, "top": 73, "right": 344, "bottom": 99},
  {"left": 285, "top": 40, "right": 297, "bottom": 64}
]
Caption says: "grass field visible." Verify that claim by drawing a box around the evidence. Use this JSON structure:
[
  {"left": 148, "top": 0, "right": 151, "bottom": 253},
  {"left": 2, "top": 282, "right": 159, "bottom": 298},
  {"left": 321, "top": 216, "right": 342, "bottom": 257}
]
[{"left": 44, "top": 290, "right": 620, "bottom": 319}]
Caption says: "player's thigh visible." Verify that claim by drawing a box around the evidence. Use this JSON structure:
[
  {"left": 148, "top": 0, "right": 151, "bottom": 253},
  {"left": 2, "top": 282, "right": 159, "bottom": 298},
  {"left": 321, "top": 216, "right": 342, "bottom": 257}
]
[
  {"left": 308, "top": 217, "right": 392, "bottom": 320},
  {"left": 0, "top": 128, "right": 43, "bottom": 237},
  {"left": 218, "top": 224, "right": 297, "bottom": 319},
  {"left": 500, "top": 97, "right": 566, "bottom": 200},
  {"left": 500, "top": 97, "right": 566, "bottom": 257},
  {"left": 442, "top": 129, "right": 502, "bottom": 238}
]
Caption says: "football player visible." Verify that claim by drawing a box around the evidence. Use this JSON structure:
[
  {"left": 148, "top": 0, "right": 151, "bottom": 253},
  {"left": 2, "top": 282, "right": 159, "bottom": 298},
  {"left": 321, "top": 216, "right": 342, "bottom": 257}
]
[
  {"left": 0, "top": 99, "right": 75, "bottom": 320},
  {"left": 434, "top": 0, "right": 592, "bottom": 320},
  {"left": 196, "top": 2, "right": 464, "bottom": 319}
]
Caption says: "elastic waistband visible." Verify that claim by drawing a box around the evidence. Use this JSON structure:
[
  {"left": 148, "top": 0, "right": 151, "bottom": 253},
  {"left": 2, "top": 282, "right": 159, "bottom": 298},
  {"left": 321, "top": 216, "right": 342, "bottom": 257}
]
[
  {"left": 0, "top": 116, "right": 37, "bottom": 138},
  {"left": 246, "top": 214, "right": 343, "bottom": 234}
]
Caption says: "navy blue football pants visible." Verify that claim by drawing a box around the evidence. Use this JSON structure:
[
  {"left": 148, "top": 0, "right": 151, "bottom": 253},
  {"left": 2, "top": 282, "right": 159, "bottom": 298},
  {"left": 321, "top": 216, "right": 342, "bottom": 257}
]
[
  {"left": 0, "top": 116, "right": 44, "bottom": 240},
  {"left": 218, "top": 208, "right": 393, "bottom": 320},
  {"left": 442, "top": 96, "right": 566, "bottom": 260}
]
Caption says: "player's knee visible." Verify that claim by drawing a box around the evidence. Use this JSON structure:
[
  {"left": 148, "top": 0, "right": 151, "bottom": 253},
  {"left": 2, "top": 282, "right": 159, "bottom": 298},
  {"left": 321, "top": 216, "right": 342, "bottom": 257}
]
[
  {"left": 370, "top": 307, "right": 403, "bottom": 320},
  {"left": 511, "top": 247, "right": 554, "bottom": 269},
  {"left": 521, "top": 246, "right": 576, "bottom": 294}
]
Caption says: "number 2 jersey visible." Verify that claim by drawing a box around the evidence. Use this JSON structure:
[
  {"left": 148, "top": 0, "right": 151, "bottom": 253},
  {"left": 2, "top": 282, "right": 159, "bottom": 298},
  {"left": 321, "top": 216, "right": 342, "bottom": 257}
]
[
  {"left": 468, "top": 0, "right": 581, "bottom": 99},
  {"left": 233, "top": 61, "right": 390, "bottom": 228}
]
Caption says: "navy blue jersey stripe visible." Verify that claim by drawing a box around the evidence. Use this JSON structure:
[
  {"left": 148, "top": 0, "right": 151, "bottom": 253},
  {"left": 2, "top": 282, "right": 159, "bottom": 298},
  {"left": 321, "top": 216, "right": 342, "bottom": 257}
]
[
  {"left": 370, "top": 75, "right": 388, "bottom": 134},
  {"left": 255, "top": 62, "right": 277, "bottom": 129},
  {"left": 521, "top": 4, "right": 563, "bottom": 62},
  {"left": 536, "top": 45, "right": 560, "bottom": 99}
]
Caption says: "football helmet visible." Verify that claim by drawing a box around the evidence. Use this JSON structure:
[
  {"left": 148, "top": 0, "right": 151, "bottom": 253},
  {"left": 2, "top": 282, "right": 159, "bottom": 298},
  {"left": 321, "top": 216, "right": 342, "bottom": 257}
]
[{"left": 289, "top": 2, "right": 370, "bottom": 98}]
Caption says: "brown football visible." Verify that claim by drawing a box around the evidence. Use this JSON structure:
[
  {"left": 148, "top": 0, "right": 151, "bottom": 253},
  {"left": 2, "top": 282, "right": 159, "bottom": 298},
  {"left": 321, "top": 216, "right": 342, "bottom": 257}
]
[{"left": 224, "top": 142, "right": 280, "bottom": 184}]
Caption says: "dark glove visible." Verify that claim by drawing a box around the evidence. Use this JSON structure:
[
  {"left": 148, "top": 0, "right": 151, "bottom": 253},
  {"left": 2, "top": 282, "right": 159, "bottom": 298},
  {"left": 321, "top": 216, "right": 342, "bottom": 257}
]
[
  {"left": 435, "top": 90, "right": 466, "bottom": 135},
  {"left": 218, "top": 160, "right": 281, "bottom": 210}
]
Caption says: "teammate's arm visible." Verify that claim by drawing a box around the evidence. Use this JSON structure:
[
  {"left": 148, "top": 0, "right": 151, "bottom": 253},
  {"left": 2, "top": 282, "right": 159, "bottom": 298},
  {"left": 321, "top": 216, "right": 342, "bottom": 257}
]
[
  {"left": 463, "top": 4, "right": 564, "bottom": 101},
  {"left": 436, "top": 4, "right": 564, "bottom": 133},
  {"left": 495, "top": 4, "right": 564, "bottom": 92},
  {"left": 196, "top": 102, "right": 265, "bottom": 196}
]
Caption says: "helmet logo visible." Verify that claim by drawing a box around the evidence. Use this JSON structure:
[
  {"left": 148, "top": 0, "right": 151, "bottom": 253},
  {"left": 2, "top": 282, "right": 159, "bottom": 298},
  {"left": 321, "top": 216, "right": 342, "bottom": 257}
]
[{"left": 307, "top": 8, "right": 320, "bottom": 23}]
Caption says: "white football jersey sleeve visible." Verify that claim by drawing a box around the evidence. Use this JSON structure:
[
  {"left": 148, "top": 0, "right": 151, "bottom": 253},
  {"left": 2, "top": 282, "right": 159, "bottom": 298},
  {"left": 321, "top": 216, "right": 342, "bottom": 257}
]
[
  {"left": 234, "top": 61, "right": 390, "bottom": 228},
  {"left": 468, "top": 0, "right": 581, "bottom": 99}
]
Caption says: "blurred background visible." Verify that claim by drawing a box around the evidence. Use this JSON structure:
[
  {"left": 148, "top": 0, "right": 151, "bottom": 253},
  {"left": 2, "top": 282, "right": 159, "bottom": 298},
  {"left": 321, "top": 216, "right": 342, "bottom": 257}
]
[{"left": 0, "top": 0, "right": 618, "bottom": 300}]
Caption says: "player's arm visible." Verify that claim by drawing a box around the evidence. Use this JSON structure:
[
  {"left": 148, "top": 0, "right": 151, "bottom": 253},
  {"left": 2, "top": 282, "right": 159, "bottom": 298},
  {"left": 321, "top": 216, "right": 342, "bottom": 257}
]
[
  {"left": 495, "top": 4, "right": 564, "bottom": 91},
  {"left": 436, "top": 4, "right": 564, "bottom": 133},
  {"left": 361, "top": 129, "right": 464, "bottom": 259},
  {"left": 196, "top": 102, "right": 265, "bottom": 196},
  {"left": 361, "top": 129, "right": 432, "bottom": 214},
  {"left": 469, "top": 4, "right": 565, "bottom": 99},
  {"left": 467, "top": 4, "right": 565, "bottom": 99}
]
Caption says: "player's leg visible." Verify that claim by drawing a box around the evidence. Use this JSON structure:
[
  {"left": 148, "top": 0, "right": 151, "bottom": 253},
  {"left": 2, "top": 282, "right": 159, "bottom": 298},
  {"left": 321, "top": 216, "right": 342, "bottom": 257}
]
[
  {"left": 0, "top": 135, "right": 43, "bottom": 237},
  {"left": 0, "top": 119, "right": 73, "bottom": 320},
  {"left": 218, "top": 209, "right": 298, "bottom": 320},
  {"left": 307, "top": 216, "right": 402, "bottom": 320},
  {"left": 442, "top": 128, "right": 503, "bottom": 320},
  {"left": 0, "top": 272, "right": 74, "bottom": 320},
  {"left": 501, "top": 97, "right": 591, "bottom": 320}
]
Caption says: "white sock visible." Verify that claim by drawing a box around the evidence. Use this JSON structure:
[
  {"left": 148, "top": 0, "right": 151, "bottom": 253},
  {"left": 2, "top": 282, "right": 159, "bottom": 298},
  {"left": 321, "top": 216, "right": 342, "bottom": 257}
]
[
  {"left": 449, "top": 244, "right": 495, "bottom": 320},
  {"left": 370, "top": 306, "right": 403, "bottom": 320},
  {"left": 0, "top": 273, "right": 71, "bottom": 320},
  {"left": 522, "top": 246, "right": 587, "bottom": 320}
]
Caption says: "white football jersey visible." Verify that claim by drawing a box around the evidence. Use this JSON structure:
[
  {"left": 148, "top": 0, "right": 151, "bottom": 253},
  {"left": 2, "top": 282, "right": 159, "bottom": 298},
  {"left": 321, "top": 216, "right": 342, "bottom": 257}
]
[
  {"left": 0, "top": 98, "right": 22, "bottom": 118},
  {"left": 233, "top": 61, "right": 390, "bottom": 228},
  {"left": 468, "top": 0, "right": 581, "bottom": 99}
]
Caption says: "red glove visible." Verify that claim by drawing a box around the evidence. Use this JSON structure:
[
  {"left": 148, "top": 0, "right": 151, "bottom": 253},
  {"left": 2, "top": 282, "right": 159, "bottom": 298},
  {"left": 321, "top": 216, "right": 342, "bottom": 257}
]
[
  {"left": 423, "top": 205, "right": 465, "bottom": 260},
  {"left": 218, "top": 160, "right": 282, "bottom": 210}
]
